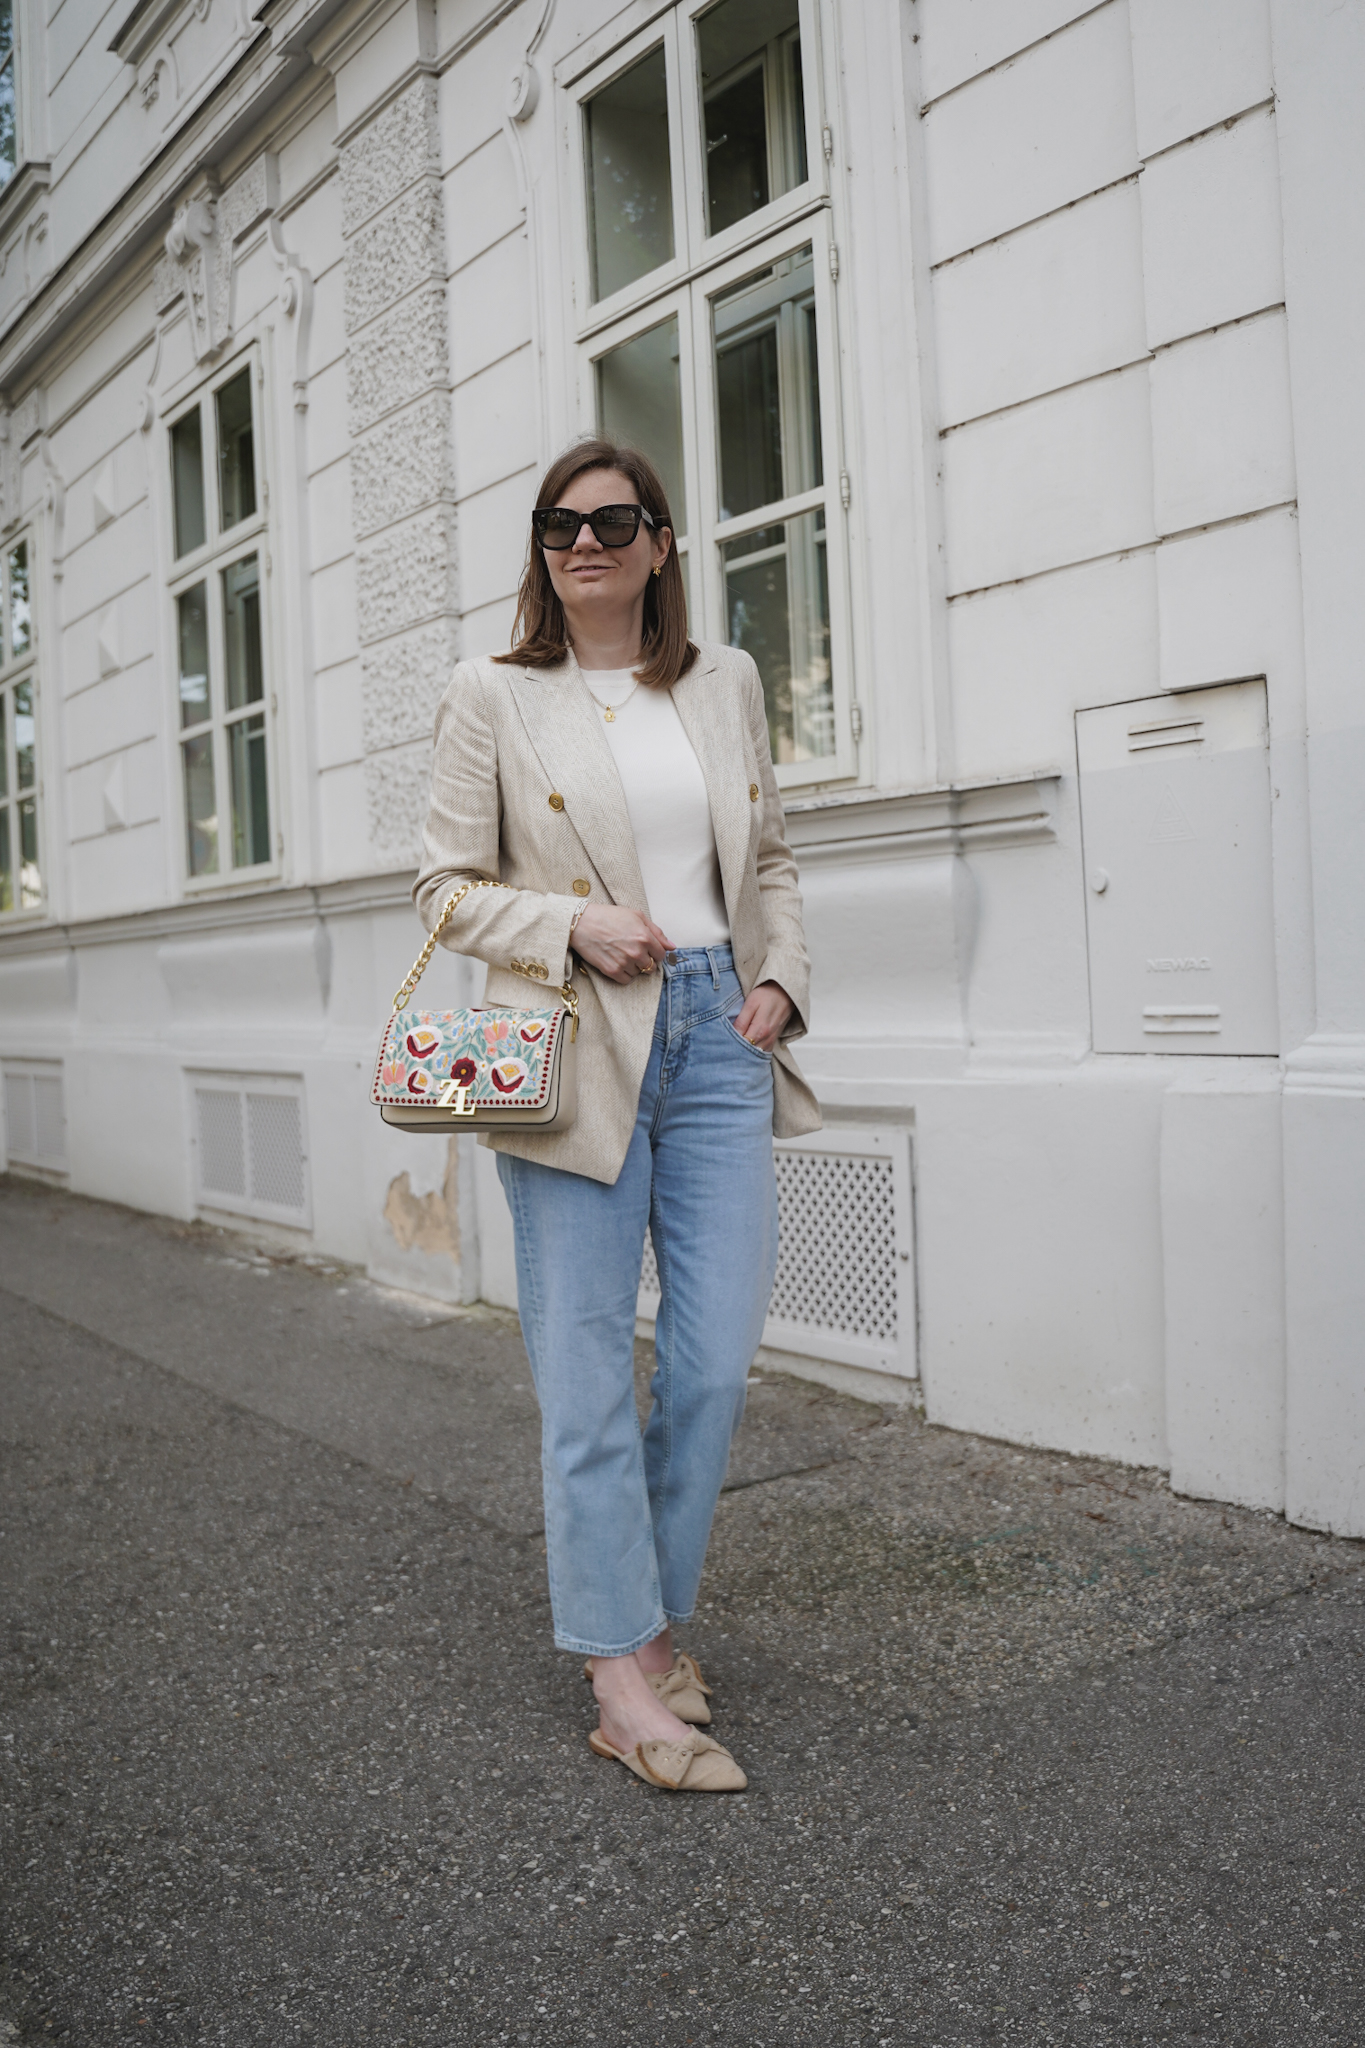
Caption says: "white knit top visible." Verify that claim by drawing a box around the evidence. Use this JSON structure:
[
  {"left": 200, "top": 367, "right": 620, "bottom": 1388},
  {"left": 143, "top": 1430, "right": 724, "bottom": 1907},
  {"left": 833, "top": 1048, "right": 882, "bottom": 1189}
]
[{"left": 580, "top": 668, "right": 731, "bottom": 949}]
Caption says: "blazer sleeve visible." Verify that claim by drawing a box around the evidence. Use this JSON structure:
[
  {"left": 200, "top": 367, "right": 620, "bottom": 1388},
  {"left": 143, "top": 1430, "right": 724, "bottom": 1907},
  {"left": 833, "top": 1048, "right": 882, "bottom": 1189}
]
[
  {"left": 412, "top": 662, "right": 580, "bottom": 983},
  {"left": 741, "top": 654, "right": 812, "bottom": 1040}
]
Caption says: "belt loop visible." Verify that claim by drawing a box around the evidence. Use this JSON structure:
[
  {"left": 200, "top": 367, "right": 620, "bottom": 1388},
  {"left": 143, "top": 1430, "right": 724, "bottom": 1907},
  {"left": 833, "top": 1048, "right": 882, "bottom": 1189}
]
[{"left": 706, "top": 946, "right": 720, "bottom": 989}]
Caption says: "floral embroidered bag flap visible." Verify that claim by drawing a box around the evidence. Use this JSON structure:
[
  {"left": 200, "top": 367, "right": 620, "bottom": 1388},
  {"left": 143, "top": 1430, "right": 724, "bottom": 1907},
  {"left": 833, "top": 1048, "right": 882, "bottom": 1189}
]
[{"left": 372, "top": 881, "right": 579, "bottom": 1133}]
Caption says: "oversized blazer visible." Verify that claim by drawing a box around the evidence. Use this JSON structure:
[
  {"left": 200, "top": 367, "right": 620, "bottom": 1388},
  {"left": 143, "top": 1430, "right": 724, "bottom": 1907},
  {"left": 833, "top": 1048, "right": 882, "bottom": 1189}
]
[{"left": 412, "top": 638, "right": 821, "bottom": 1185}]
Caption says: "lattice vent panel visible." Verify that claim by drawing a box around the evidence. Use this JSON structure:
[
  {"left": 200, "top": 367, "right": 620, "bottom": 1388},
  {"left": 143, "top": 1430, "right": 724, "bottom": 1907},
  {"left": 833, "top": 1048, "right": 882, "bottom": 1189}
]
[
  {"left": 246, "top": 1094, "right": 305, "bottom": 1211},
  {"left": 3, "top": 1062, "right": 66, "bottom": 1170},
  {"left": 196, "top": 1090, "right": 246, "bottom": 1199},
  {"left": 193, "top": 1076, "right": 309, "bottom": 1224},
  {"left": 638, "top": 1133, "right": 914, "bottom": 1376},
  {"left": 771, "top": 1149, "right": 898, "bottom": 1343}
]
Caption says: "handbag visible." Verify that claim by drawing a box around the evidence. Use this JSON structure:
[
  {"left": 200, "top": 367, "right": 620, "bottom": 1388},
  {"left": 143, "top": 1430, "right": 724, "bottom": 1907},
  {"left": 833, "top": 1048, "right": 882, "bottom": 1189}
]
[{"left": 372, "top": 879, "right": 579, "bottom": 1132}]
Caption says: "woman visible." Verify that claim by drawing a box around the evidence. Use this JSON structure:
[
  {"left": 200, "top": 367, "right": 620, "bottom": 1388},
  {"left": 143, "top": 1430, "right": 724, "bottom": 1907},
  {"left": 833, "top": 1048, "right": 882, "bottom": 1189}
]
[{"left": 414, "top": 437, "right": 819, "bottom": 1792}]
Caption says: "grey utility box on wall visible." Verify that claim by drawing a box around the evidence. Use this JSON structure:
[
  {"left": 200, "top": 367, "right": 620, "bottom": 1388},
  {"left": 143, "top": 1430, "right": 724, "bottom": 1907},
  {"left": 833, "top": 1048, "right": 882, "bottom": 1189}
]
[{"left": 1076, "top": 679, "right": 1278, "bottom": 1055}]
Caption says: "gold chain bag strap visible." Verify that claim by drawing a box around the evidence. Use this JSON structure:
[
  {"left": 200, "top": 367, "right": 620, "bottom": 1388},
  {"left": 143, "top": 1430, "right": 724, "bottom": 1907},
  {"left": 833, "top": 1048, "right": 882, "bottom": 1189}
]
[{"left": 372, "top": 880, "right": 580, "bottom": 1132}]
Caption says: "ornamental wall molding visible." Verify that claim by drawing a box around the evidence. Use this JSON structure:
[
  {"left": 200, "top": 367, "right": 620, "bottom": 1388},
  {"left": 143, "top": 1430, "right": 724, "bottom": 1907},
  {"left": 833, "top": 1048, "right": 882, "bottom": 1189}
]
[
  {"left": 112, "top": 0, "right": 257, "bottom": 133},
  {"left": 154, "top": 155, "right": 279, "bottom": 365}
]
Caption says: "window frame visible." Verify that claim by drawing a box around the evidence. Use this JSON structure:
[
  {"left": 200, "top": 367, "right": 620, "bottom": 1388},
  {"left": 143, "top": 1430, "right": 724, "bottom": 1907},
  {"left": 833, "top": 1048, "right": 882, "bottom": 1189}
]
[
  {"left": 569, "top": 0, "right": 856, "bottom": 790},
  {"left": 161, "top": 349, "right": 278, "bottom": 894},
  {"left": 0, "top": 528, "right": 42, "bottom": 921}
]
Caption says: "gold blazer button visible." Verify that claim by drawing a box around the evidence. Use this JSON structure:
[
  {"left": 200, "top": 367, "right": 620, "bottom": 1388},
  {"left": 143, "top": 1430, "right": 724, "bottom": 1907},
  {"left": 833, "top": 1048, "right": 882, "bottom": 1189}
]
[
  {"left": 749, "top": 782, "right": 760, "bottom": 802},
  {"left": 572, "top": 878, "right": 591, "bottom": 896},
  {"left": 510, "top": 958, "right": 523, "bottom": 974},
  {"left": 548, "top": 792, "right": 565, "bottom": 811}
]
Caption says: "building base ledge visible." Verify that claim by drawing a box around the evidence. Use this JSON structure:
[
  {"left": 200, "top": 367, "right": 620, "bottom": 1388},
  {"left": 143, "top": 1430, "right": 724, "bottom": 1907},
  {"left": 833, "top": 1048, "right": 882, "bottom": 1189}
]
[{"left": 1283, "top": 1034, "right": 1365, "bottom": 1096}]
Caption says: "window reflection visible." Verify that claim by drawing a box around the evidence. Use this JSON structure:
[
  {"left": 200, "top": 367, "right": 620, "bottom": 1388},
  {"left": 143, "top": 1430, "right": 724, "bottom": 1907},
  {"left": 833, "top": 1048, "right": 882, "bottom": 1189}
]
[
  {"left": 723, "top": 509, "right": 831, "bottom": 764},
  {"left": 177, "top": 584, "right": 210, "bottom": 729},
  {"left": 230, "top": 713, "right": 270, "bottom": 869},
  {"left": 223, "top": 555, "right": 263, "bottom": 711},
  {"left": 0, "top": 0, "right": 16, "bottom": 192},
  {"left": 8, "top": 539, "right": 28, "bottom": 657},
  {"left": 714, "top": 248, "right": 820, "bottom": 519},
  {"left": 585, "top": 45, "right": 674, "bottom": 301},
  {"left": 182, "top": 732, "right": 219, "bottom": 878},
  {"left": 13, "top": 678, "right": 33, "bottom": 788},
  {"left": 699, "top": 0, "right": 806, "bottom": 238},
  {"left": 216, "top": 370, "right": 257, "bottom": 530},
  {"left": 596, "top": 316, "right": 688, "bottom": 534},
  {"left": 170, "top": 409, "right": 207, "bottom": 559},
  {"left": 713, "top": 247, "right": 831, "bottom": 763},
  {"left": 18, "top": 794, "right": 38, "bottom": 906}
]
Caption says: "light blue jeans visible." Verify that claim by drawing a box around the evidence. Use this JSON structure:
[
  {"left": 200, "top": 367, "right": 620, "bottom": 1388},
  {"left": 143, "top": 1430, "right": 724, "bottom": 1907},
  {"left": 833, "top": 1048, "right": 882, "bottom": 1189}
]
[{"left": 497, "top": 943, "right": 779, "bottom": 1657}]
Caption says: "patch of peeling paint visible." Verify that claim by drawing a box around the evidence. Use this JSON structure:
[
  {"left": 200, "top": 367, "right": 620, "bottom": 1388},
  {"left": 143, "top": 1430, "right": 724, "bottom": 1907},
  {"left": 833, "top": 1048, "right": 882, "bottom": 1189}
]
[{"left": 383, "top": 1137, "right": 460, "bottom": 1260}]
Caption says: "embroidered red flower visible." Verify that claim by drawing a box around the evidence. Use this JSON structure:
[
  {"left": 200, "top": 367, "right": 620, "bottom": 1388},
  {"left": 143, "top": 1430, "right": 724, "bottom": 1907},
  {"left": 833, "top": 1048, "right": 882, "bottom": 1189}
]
[{"left": 449, "top": 1057, "right": 477, "bottom": 1087}]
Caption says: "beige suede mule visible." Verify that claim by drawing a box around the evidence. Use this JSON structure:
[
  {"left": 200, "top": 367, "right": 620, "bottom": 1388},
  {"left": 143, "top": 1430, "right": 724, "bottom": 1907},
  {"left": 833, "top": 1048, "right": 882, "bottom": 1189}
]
[
  {"left": 587, "top": 1725, "right": 747, "bottom": 1792},
  {"left": 582, "top": 1651, "right": 713, "bottom": 1725}
]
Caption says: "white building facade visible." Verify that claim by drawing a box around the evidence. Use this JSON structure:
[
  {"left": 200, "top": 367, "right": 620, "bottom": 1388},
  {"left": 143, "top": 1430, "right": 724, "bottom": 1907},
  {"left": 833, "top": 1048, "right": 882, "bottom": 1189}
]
[{"left": 1, "top": 0, "right": 1361, "bottom": 1535}]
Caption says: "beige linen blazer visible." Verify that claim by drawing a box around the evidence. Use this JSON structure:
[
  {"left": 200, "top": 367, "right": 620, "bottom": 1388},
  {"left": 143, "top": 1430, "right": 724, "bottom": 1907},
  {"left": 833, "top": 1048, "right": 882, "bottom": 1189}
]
[{"left": 412, "top": 639, "right": 821, "bottom": 1185}]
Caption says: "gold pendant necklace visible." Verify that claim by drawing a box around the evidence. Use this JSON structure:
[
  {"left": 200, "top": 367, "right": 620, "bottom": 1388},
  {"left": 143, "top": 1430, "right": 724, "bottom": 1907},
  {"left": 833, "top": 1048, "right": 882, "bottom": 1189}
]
[{"left": 585, "top": 680, "right": 640, "bottom": 724}]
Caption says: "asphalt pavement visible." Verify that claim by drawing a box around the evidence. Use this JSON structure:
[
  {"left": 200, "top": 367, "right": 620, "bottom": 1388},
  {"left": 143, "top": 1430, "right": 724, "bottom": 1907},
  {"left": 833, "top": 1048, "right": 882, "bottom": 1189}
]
[{"left": 1, "top": 1173, "right": 1361, "bottom": 2046}]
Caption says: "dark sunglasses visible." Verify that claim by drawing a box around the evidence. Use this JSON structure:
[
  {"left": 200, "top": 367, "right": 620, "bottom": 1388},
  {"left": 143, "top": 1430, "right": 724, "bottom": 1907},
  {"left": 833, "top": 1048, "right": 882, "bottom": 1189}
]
[{"left": 532, "top": 503, "right": 659, "bottom": 550}]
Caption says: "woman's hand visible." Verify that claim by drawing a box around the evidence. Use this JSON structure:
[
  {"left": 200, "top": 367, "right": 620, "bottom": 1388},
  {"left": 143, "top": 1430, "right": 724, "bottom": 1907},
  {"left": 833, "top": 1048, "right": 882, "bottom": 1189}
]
[
  {"left": 733, "top": 980, "right": 793, "bottom": 1053},
  {"left": 572, "top": 904, "right": 673, "bottom": 984}
]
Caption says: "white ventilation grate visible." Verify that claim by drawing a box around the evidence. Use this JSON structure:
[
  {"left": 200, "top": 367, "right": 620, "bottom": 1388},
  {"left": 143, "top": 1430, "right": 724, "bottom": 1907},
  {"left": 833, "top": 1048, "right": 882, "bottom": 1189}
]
[
  {"left": 246, "top": 1093, "right": 305, "bottom": 1211},
  {"left": 3, "top": 1061, "right": 67, "bottom": 1172},
  {"left": 639, "top": 1125, "right": 916, "bottom": 1378},
  {"left": 197, "top": 1089, "right": 246, "bottom": 1198},
  {"left": 192, "top": 1073, "right": 310, "bottom": 1226}
]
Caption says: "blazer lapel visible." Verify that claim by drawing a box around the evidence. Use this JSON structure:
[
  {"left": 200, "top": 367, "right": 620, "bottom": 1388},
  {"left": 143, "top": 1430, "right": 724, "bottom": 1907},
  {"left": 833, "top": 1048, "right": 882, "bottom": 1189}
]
[
  {"left": 669, "top": 648, "right": 751, "bottom": 926},
  {"left": 504, "top": 650, "right": 648, "bottom": 911}
]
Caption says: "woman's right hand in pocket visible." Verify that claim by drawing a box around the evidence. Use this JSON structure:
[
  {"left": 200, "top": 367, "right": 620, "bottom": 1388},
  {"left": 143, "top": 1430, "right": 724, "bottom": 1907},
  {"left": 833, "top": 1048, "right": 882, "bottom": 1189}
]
[{"left": 571, "top": 905, "right": 673, "bottom": 984}]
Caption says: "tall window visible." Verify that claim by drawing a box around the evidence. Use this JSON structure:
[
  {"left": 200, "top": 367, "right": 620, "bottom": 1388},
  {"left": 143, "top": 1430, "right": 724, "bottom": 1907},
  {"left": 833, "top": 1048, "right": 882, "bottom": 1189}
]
[
  {"left": 0, "top": 0, "right": 16, "bottom": 189},
  {"left": 0, "top": 536, "right": 38, "bottom": 914},
  {"left": 166, "top": 362, "right": 273, "bottom": 882},
  {"left": 577, "top": 0, "right": 849, "bottom": 780}
]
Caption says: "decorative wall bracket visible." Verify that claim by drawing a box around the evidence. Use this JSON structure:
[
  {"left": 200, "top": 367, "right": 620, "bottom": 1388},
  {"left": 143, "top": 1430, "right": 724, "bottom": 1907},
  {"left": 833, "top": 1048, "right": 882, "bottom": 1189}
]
[
  {"left": 266, "top": 218, "right": 313, "bottom": 411},
  {"left": 155, "top": 156, "right": 276, "bottom": 366},
  {"left": 163, "top": 188, "right": 221, "bottom": 362}
]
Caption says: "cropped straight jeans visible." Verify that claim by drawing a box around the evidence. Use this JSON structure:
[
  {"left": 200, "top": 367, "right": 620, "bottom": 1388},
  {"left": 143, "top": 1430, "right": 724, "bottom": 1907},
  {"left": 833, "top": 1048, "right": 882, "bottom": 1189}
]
[{"left": 497, "top": 944, "right": 779, "bottom": 1657}]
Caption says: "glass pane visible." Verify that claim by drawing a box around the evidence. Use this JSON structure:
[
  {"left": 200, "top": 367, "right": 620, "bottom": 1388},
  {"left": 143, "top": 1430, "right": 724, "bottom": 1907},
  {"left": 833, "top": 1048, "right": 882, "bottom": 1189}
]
[
  {"left": 223, "top": 555, "right": 263, "bottom": 711},
  {"left": 0, "top": 688, "right": 7, "bottom": 796},
  {"left": 0, "top": 805, "right": 10, "bottom": 912},
  {"left": 596, "top": 316, "right": 687, "bottom": 533},
  {"left": 182, "top": 732, "right": 218, "bottom": 878},
  {"left": 13, "top": 677, "right": 33, "bottom": 788},
  {"left": 723, "top": 508, "right": 832, "bottom": 765},
  {"left": 699, "top": 0, "right": 805, "bottom": 237},
  {"left": 585, "top": 45, "right": 673, "bottom": 302},
  {"left": 18, "top": 795, "right": 39, "bottom": 907},
  {"left": 177, "top": 583, "right": 210, "bottom": 728},
  {"left": 713, "top": 247, "right": 820, "bottom": 519},
  {"left": 0, "top": 52, "right": 14, "bottom": 186},
  {"left": 8, "top": 538, "right": 28, "bottom": 656},
  {"left": 216, "top": 370, "right": 257, "bottom": 529},
  {"left": 170, "top": 409, "right": 207, "bottom": 558},
  {"left": 229, "top": 713, "right": 270, "bottom": 868}
]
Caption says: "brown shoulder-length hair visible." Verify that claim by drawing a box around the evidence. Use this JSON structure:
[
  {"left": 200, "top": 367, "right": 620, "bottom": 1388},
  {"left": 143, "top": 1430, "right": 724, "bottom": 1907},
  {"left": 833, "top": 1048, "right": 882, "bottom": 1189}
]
[{"left": 493, "top": 437, "right": 698, "bottom": 687}]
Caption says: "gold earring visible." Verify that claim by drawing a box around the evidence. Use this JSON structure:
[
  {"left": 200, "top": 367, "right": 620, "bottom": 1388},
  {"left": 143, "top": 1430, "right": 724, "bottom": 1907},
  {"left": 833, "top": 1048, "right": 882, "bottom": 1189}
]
[{"left": 653, "top": 564, "right": 663, "bottom": 577}]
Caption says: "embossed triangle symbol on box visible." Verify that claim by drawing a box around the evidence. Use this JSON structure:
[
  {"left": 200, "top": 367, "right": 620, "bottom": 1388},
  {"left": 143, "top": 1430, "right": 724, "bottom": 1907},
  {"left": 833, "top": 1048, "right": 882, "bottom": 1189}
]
[{"left": 1148, "top": 784, "right": 1196, "bottom": 843}]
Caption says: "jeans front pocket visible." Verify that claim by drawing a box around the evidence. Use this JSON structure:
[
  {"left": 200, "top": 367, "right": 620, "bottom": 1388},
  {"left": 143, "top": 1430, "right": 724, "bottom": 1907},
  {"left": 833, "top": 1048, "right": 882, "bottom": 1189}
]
[{"left": 722, "top": 1013, "right": 774, "bottom": 1061}]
